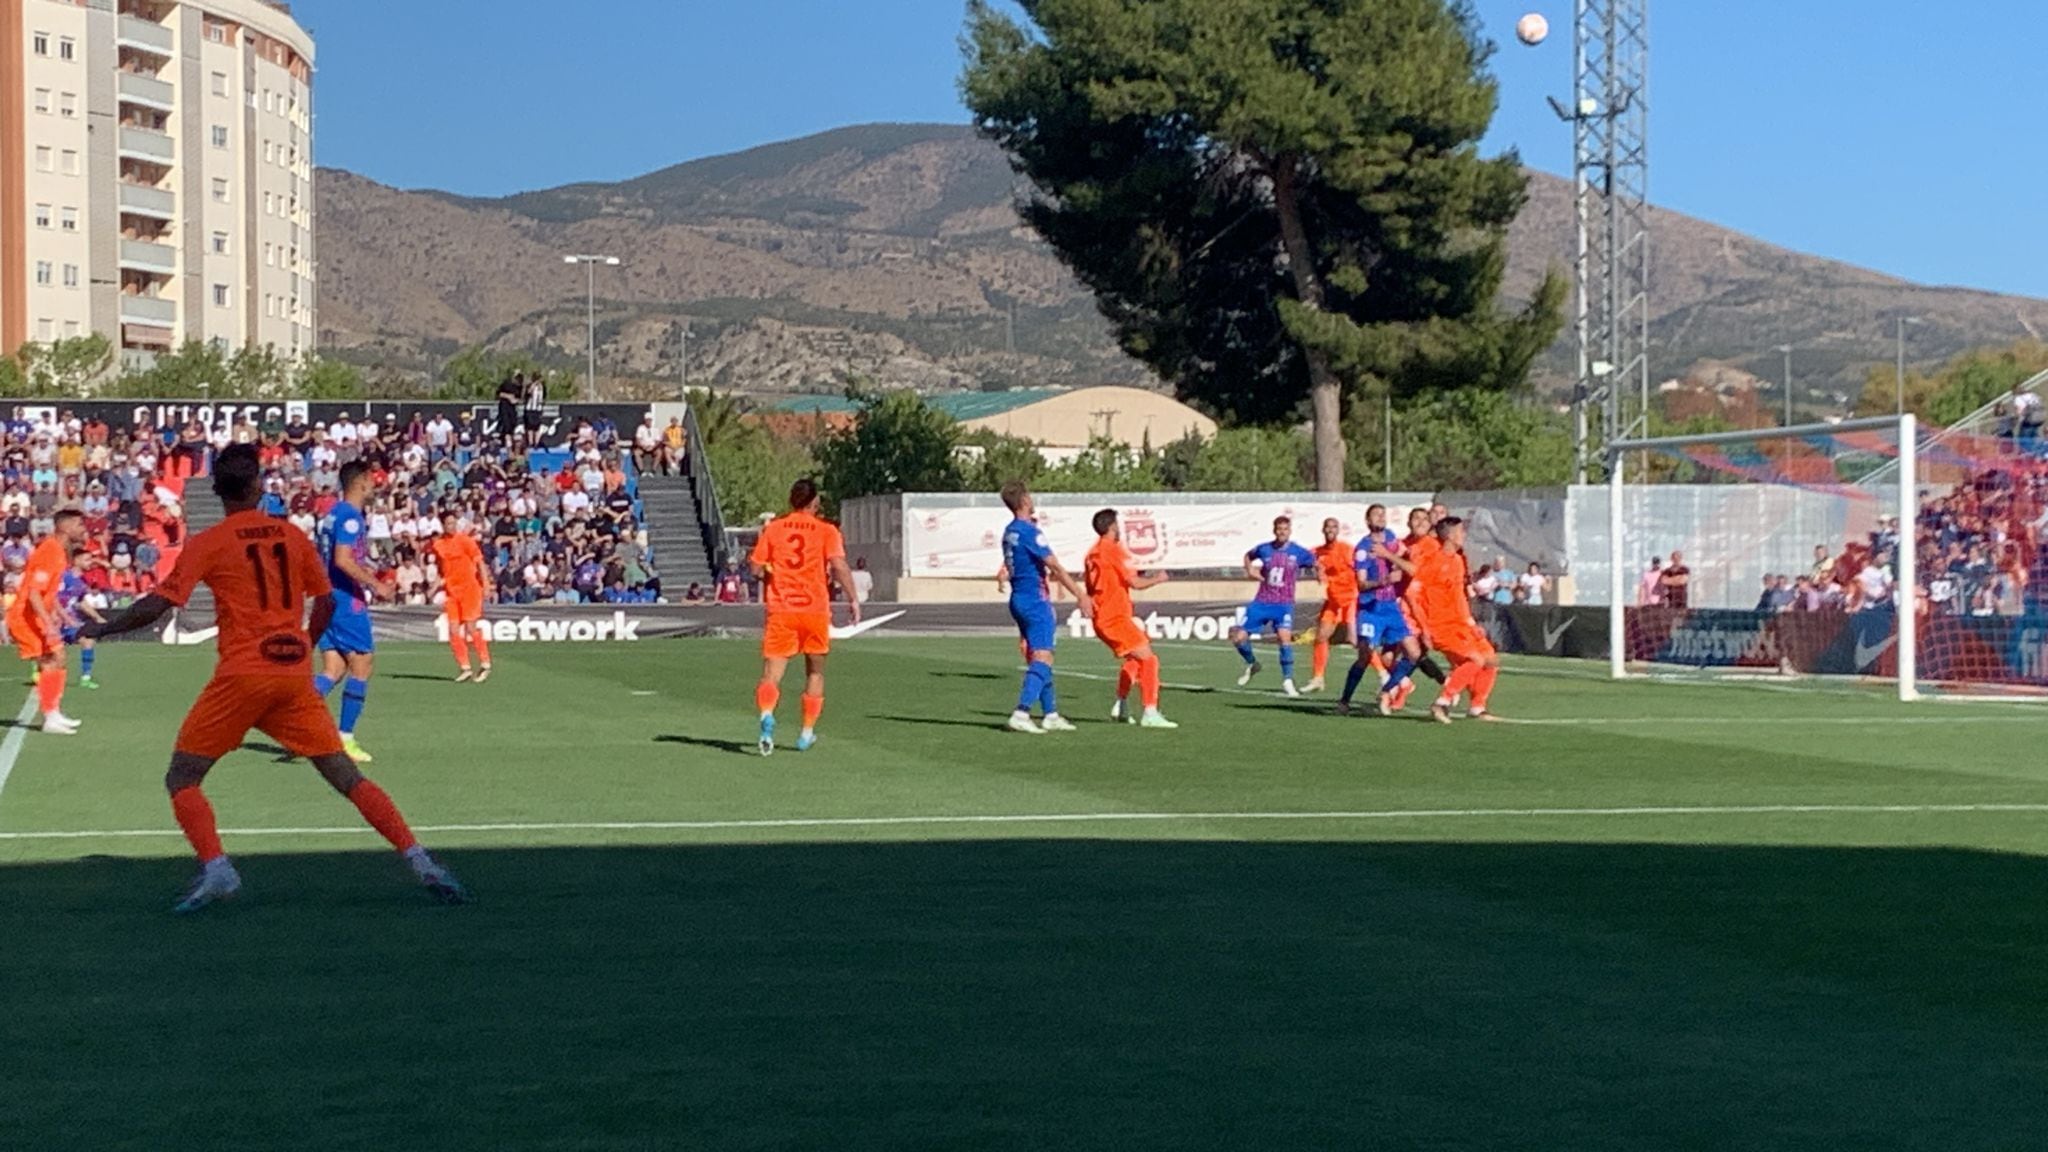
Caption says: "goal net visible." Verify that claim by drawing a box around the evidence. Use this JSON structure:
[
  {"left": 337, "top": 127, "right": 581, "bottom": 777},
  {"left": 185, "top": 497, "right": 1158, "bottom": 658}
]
[{"left": 1600, "top": 414, "right": 2007, "bottom": 701}]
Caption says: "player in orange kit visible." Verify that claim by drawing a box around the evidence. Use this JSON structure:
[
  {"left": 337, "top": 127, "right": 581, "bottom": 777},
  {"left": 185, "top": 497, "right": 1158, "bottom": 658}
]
[
  {"left": 1305, "top": 516, "right": 1360, "bottom": 694},
  {"left": 9, "top": 510, "right": 88, "bottom": 733},
  {"left": 1403, "top": 516, "right": 1503, "bottom": 724},
  {"left": 429, "top": 512, "right": 494, "bottom": 683},
  {"left": 749, "top": 477, "right": 860, "bottom": 756},
  {"left": 81, "top": 444, "right": 469, "bottom": 913},
  {"left": 1084, "top": 509, "right": 1176, "bottom": 728}
]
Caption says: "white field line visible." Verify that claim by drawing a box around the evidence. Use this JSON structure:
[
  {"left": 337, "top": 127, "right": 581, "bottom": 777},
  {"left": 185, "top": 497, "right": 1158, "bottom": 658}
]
[
  {"left": 9, "top": 803, "right": 2048, "bottom": 843},
  {"left": 0, "top": 692, "right": 38, "bottom": 800}
]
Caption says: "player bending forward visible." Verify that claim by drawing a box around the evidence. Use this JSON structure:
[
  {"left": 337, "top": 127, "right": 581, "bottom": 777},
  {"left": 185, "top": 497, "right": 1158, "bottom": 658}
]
[
  {"left": 1231, "top": 517, "right": 1315, "bottom": 697},
  {"left": 9, "top": 510, "right": 88, "bottom": 733},
  {"left": 1000, "top": 481, "right": 1092, "bottom": 734},
  {"left": 82, "top": 444, "right": 469, "bottom": 913},
  {"left": 429, "top": 513, "right": 494, "bottom": 682},
  {"left": 750, "top": 478, "right": 860, "bottom": 756},
  {"left": 1084, "top": 509, "right": 1177, "bottom": 728},
  {"left": 1305, "top": 517, "right": 1358, "bottom": 694},
  {"left": 1403, "top": 516, "right": 1503, "bottom": 724}
]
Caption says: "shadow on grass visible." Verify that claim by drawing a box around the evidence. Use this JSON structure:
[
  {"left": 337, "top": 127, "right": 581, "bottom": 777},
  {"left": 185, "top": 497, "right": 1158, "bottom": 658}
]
[
  {"left": 4, "top": 840, "right": 2047, "bottom": 1151},
  {"left": 652, "top": 734, "right": 758, "bottom": 756},
  {"left": 388, "top": 673, "right": 461, "bottom": 683},
  {"left": 926, "top": 670, "right": 1008, "bottom": 682}
]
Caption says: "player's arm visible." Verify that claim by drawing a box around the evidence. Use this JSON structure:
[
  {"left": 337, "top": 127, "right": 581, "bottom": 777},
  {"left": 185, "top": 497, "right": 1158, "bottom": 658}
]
[
  {"left": 75, "top": 599, "right": 108, "bottom": 625},
  {"left": 30, "top": 581, "right": 62, "bottom": 641},
  {"left": 79, "top": 593, "right": 173, "bottom": 640},
  {"left": 995, "top": 563, "right": 1010, "bottom": 595},
  {"left": 746, "top": 534, "right": 771, "bottom": 582},
  {"left": 1373, "top": 540, "right": 1417, "bottom": 576},
  {"left": 1242, "top": 550, "right": 1264, "bottom": 582},
  {"left": 1130, "top": 570, "right": 1170, "bottom": 591},
  {"left": 333, "top": 539, "right": 394, "bottom": 600},
  {"left": 1043, "top": 553, "right": 1093, "bottom": 618}
]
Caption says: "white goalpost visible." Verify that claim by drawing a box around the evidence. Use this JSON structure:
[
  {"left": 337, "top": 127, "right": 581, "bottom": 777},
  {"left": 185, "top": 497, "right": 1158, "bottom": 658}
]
[{"left": 1604, "top": 415, "right": 1927, "bottom": 702}]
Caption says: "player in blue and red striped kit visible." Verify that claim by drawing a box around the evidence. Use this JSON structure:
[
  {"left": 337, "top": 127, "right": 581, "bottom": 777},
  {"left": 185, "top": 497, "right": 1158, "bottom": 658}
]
[{"left": 1230, "top": 517, "right": 1317, "bottom": 698}]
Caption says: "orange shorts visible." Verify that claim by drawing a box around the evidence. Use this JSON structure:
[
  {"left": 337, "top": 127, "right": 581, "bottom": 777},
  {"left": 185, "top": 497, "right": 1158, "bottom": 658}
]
[
  {"left": 762, "top": 612, "right": 831, "bottom": 659},
  {"left": 9, "top": 617, "right": 55, "bottom": 662},
  {"left": 1434, "top": 628, "right": 1496, "bottom": 664},
  {"left": 1318, "top": 600, "right": 1357, "bottom": 631},
  {"left": 1095, "top": 615, "right": 1150, "bottom": 659},
  {"left": 444, "top": 587, "right": 486, "bottom": 625},
  {"left": 176, "top": 675, "right": 346, "bottom": 761}
]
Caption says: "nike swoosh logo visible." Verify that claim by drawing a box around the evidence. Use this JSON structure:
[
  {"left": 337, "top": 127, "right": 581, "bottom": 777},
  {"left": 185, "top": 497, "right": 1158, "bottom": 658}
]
[
  {"left": 1854, "top": 633, "right": 1896, "bottom": 670},
  {"left": 830, "top": 610, "right": 905, "bottom": 641},
  {"left": 161, "top": 621, "right": 219, "bottom": 646},
  {"left": 1542, "top": 618, "right": 1574, "bottom": 650}
]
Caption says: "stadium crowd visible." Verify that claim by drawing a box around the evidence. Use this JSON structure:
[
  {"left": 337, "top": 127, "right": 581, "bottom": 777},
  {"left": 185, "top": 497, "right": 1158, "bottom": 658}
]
[{"left": 0, "top": 403, "right": 683, "bottom": 615}]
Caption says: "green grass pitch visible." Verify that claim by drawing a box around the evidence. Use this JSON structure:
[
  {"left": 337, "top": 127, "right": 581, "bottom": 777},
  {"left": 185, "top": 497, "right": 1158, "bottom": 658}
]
[{"left": 4, "top": 635, "right": 2048, "bottom": 1150}]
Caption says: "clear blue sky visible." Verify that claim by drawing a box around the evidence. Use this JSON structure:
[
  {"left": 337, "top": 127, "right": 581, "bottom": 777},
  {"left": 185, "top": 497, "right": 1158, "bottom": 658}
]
[{"left": 297, "top": 0, "right": 2046, "bottom": 298}]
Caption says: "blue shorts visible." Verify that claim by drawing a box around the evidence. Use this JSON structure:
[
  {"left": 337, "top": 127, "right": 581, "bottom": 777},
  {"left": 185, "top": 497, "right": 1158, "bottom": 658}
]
[
  {"left": 60, "top": 625, "right": 80, "bottom": 645},
  {"left": 316, "top": 593, "right": 375, "bottom": 655},
  {"left": 1240, "top": 601, "right": 1296, "bottom": 635},
  {"left": 1356, "top": 601, "right": 1411, "bottom": 649},
  {"left": 1010, "top": 600, "right": 1057, "bottom": 653}
]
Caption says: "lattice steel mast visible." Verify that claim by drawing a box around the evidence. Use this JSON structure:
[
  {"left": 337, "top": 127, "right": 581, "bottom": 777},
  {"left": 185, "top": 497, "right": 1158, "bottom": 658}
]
[{"left": 1550, "top": 0, "right": 1649, "bottom": 483}]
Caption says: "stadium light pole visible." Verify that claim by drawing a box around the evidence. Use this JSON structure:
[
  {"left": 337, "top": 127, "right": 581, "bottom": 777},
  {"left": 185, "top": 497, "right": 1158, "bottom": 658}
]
[
  {"left": 1895, "top": 316, "right": 1923, "bottom": 415},
  {"left": 1777, "top": 344, "right": 1795, "bottom": 427},
  {"left": 564, "top": 254, "right": 621, "bottom": 402}
]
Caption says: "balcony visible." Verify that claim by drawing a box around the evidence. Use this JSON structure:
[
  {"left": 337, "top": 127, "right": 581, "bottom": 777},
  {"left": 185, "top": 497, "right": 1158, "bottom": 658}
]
[
  {"left": 117, "top": 72, "right": 175, "bottom": 110},
  {"left": 118, "top": 182, "right": 175, "bottom": 219},
  {"left": 119, "top": 239, "right": 177, "bottom": 274},
  {"left": 116, "top": 15, "right": 173, "bottom": 55},
  {"left": 118, "top": 127, "right": 175, "bottom": 163},
  {"left": 119, "top": 295, "right": 177, "bottom": 324}
]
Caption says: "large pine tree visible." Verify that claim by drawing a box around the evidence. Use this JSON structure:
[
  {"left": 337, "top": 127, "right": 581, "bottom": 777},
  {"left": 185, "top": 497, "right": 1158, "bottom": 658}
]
[{"left": 963, "top": 0, "right": 1565, "bottom": 490}]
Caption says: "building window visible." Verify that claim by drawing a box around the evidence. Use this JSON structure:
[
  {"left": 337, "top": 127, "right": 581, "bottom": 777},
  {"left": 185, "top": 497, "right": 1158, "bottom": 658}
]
[
  {"left": 204, "top": 20, "right": 228, "bottom": 44},
  {"left": 34, "top": 147, "right": 52, "bottom": 172},
  {"left": 212, "top": 178, "right": 230, "bottom": 204},
  {"left": 63, "top": 321, "right": 81, "bottom": 338},
  {"left": 60, "top": 150, "right": 79, "bottom": 176},
  {"left": 58, "top": 38, "right": 75, "bottom": 61},
  {"left": 212, "top": 125, "right": 229, "bottom": 149},
  {"left": 263, "top": 90, "right": 274, "bottom": 113},
  {"left": 58, "top": 92, "right": 76, "bottom": 118},
  {"left": 36, "top": 319, "right": 55, "bottom": 342},
  {"left": 213, "top": 284, "right": 230, "bottom": 307},
  {"left": 32, "top": 32, "right": 48, "bottom": 56},
  {"left": 34, "top": 262, "right": 53, "bottom": 287},
  {"left": 60, "top": 208, "right": 78, "bottom": 232},
  {"left": 34, "top": 204, "right": 51, "bottom": 229},
  {"left": 211, "top": 72, "right": 229, "bottom": 97},
  {"left": 212, "top": 232, "right": 230, "bottom": 255},
  {"left": 33, "top": 89, "right": 50, "bottom": 114},
  {"left": 264, "top": 295, "right": 275, "bottom": 318},
  {"left": 263, "top": 243, "right": 274, "bottom": 267},
  {"left": 62, "top": 265, "right": 79, "bottom": 289},
  {"left": 263, "top": 141, "right": 275, "bottom": 164}
]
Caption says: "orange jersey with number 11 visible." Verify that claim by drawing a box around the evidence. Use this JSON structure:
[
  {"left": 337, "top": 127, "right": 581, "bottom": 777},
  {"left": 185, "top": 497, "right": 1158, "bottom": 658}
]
[
  {"left": 1084, "top": 538, "right": 1136, "bottom": 620},
  {"left": 430, "top": 534, "right": 486, "bottom": 593},
  {"left": 158, "top": 509, "right": 332, "bottom": 678},
  {"left": 752, "top": 510, "right": 845, "bottom": 615}
]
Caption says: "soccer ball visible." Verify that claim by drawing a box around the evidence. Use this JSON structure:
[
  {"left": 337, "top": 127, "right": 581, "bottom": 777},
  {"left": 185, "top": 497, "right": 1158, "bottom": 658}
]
[{"left": 1516, "top": 13, "right": 1549, "bottom": 45}]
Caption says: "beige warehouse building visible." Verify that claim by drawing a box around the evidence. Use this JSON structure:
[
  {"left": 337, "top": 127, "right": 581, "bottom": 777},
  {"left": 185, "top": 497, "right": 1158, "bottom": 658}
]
[
  {"left": 774, "top": 386, "right": 1218, "bottom": 462},
  {"left": 0, "top": 0, "right": 314, "bottom": 366}
]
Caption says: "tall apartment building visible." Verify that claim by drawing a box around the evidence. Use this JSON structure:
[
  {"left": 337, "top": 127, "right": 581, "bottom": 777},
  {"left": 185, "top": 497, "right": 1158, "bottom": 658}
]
[{"left": 0, "top": 0, "right": 314, "bottom": 369}]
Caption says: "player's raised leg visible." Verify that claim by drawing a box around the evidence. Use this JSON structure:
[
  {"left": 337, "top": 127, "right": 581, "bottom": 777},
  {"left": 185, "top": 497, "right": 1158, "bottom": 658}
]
[{"left": 1231, "top": 623, "right": 1262, "bottom": 685}]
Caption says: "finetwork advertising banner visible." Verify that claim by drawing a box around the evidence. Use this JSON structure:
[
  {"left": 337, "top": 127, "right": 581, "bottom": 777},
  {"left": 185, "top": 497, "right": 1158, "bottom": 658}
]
[{"left": 903, "top": 498, "right": 1429, "bottom": 577}]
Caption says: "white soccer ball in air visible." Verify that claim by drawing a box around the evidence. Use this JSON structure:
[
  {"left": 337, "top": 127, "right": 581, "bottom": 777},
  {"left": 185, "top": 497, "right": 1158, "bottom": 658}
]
[{"left": 1516, "top": 13, "right": 1549, "bottom": 46}]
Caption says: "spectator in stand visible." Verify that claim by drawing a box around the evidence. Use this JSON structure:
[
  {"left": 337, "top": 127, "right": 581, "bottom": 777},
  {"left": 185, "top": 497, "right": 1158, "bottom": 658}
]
[
  {"left": 1638, "top": 557, "right": 1665, "bottom": 606},
  {"left": 662, "top": 417, "right": 687, "bottom": 476},
  {"left": 522, "top": 374, "right": 548, "bottom": 449},
  {"left": 1790, "top": 575, "right": 1824, "bottom": 612},
  {"left": 1470, "top": 564, "right": 1498, "bottom": 603},
  {"left": 851, "top": 555, "right": 874, "bottom": 605},
  {"left": 1518, "top": 563, "right": 1549, "bottom": 606},
  {"left": 1853, "top": 551, "right": 1895, "bottom": 609},
  {"left": 633, "top": 415, "right": 663, "bottom": 476},
  {"left": 1926, "top": 560, "right": 1960, "bottom": 616},
  {"left": 1659, "top": 552, "right": 1691, "bottom": 609},
  {"left": 716, "top": 561, "right": 745, "bottom": 604}
]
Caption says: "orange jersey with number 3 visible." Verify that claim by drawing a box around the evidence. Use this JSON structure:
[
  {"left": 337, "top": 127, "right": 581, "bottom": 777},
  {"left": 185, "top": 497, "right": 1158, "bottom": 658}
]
[
  {"left": 1314, "top": 540, "right": 1359, "bottom": 603},
  {"left": 430, "top": 533, "right": 487, "bottom": 593},
  {"left": 159, "top": 510, "right": 332, "bottom": 677},
  {"left": 752, "top": 510, "right": 845, "bottom": 615}
]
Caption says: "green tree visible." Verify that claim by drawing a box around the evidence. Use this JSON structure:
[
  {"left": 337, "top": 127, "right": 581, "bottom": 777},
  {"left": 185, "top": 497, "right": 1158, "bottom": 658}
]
[
  {"left": 815, "top": 387, "right": 964, "bottom": 502},
  {"left": 120, "top": 341, "right": 231, "bottom": 398},
  {"left": 963, "top": 0, "right": 1566, "bottom": 491},
  {"left": 1034, "top": 439, "right": 1163, "bottom": 493},
  {"left": 959, "top": 427, "right": 1046, "bottom": 491},
  {"left": 1186, "top": 428, "right": 1313, "bottom": 491},
  {"left": 7, "top": 335, "right": 114, "bottom": 396},
  {"left": 1855, "top": 341, "right": 2048, "bottom": 426},
  {"left": 295, "top": 355, "right": 367, "bottom": 399},
  {"left": 435, "top": 346, "right": 575, "bottom": 401},
  {"left": 705, "top": 432, "right": 820, "bottom": 525},
  {"left": 1381, "top": 388, "right": 1572, "bottom": 491},
  {"left": 1154, "top": 431, "right": 1206, "bottom": 491},
  {"left": 684, "top": 387, "right": 753, "bottom": 447}
]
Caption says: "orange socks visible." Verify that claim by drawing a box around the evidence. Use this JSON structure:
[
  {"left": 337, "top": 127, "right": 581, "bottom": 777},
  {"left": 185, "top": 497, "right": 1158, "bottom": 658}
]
[
  {"left": 1117, "top": 659, "right": 1138, "bottom": 701},
  {"left": 1438, "top": 661, "right": 1483, "bottom": 706},
  {"left": 170, "top": 786, "right": 224, "bottom": 862},
  {"left": 449, "top": 631, "right": 471, "bottom": 670},
  {"left": 346, "top": 779, "right": 418, "bottom": 853},
  {"left": 1469, "top": 665, "right": 1500, "bottom": 712},
  {"left": 472, "top": 631, "right": 491, "bottom": 666},
  {"left": 1138, "top": 654, "right": 1162, "bottom": 709},
  {"left": 755, "top": 682, "right": 779, "bottom": 716},
  {"left": 35, "top": 666, "right": 63, "bottom": 715},
  {"left": 1312, "top": 640, "right": 1330, "bottom": 679},
  {"left": 801, "top": 693, "right": 823, "bottom": 729}
]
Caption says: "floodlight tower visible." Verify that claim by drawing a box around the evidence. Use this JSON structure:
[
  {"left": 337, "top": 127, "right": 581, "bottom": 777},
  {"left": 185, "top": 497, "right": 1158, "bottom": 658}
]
[{"left": 1550, "top": 0, "right": 1649, "bottom": 483}]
